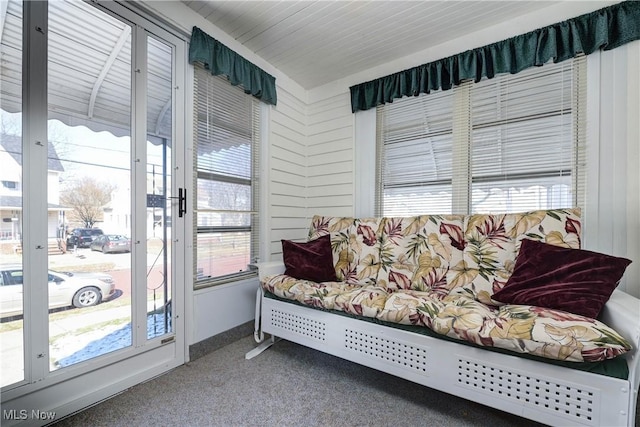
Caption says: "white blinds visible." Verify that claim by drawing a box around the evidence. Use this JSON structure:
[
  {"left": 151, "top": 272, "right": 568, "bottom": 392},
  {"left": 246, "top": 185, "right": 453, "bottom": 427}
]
[
  {"left": 469, "top": 57, "right": 586, "bottom": 213},
  {"left": 194, "top": 67, "right": 254, "bottom": 183},
  {"left": 376, "top": 89, "right": 454, "bottom": 216},
  {"left": 193, "top": 65, "right": 261, "bottom": 287},
  {"left": 376, "top": 56, "right": 586, "bottom": 216}
]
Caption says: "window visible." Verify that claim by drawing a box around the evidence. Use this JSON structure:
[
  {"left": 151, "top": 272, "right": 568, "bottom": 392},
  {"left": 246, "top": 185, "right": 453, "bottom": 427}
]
[
  {"left": 6, "top": 270, "right": 23, "bottom": 286},
  {"left": 193, "top": 66, "right": 261, "bottom": 287},
  {"left": 2, "top": 180, "right": 18, "bottom": 189},
  {"left": 376, "top": 56, "right": 586, "bottom": 216}
]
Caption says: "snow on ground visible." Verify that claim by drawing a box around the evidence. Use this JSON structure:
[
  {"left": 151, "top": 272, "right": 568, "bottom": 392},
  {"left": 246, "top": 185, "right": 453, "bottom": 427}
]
[{"left": 51, "top": 314, "right": 171, "bottom": 368}]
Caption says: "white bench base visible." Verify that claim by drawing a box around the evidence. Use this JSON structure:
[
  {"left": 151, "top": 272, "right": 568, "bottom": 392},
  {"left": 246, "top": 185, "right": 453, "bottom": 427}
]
[{"left": 250, "top": 289, "right": 637, "bottom": 427}]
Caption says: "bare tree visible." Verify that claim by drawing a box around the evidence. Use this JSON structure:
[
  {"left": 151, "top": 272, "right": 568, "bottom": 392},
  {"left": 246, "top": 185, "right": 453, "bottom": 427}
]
[
  {"left": 0, "top": 110, "right": 21, "bottom": 136},
  {"left": 60, "top": 177, "right": 115, "bottom": 228},
  {"left": 47, "top": 120, "right": 73, "bottom": 162}
]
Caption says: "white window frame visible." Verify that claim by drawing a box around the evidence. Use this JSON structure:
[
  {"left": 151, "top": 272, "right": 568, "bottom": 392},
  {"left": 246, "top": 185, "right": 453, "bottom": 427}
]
[{"left": 192, "top": 67, "right": 262, "bottom": 289}]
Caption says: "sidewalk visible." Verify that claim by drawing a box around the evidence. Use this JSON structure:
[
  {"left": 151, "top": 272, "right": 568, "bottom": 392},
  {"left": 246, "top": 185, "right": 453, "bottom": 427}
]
[{"left": 2, "top": 248, "right": 136, "bottom": 272}]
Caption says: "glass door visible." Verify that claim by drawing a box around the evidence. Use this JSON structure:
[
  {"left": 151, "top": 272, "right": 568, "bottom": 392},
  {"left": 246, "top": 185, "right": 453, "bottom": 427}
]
[
  {"left": 145, "top": 35, "right": 173, "bottom": 341},
  {"left": 0, "top": 0, "right": 24, "bottom": 388},
  {"left": 1, "top": 0, "right": 185, "bottom": 407},
  {"left": 46, "top": 0, "right": 133, "bottom": 370}
]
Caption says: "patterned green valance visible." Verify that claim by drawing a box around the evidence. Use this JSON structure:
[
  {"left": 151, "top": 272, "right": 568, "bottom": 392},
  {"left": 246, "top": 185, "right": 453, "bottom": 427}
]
[
  {"left": 350, "top": 1, "right": 640, "bottom": 113},
  {"left": 189, "top": 26, "right": 277, "bottom": 105}
]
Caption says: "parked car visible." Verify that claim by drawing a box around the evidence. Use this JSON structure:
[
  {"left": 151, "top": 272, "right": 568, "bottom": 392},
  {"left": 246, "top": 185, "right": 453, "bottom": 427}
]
[
  {"left": 0, "top": 265, "right": 115, "bottom": 318},
  {"left": 66, "top": 228, "right": 103, "bottom": 248},
  {"left": 90, "top": 234, "right": 131, "bottom": 254}
]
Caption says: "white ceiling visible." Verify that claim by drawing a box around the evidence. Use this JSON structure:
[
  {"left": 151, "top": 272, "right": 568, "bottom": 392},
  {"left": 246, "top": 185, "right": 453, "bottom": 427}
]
[{"left": 181, "top": 1, "right": 561, "bottom": 90}]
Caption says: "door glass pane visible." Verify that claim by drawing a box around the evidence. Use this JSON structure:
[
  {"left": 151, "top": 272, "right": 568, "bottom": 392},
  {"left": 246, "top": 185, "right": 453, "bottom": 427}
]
[
  {"left": 0, "top": 0, "right": 24, "bottom": 387},
  {"left": 47, "top": 0, "right": 132, "bottom": 369},
  {"left": 146, "top": 36, "right": 172, "bottom": 339}
]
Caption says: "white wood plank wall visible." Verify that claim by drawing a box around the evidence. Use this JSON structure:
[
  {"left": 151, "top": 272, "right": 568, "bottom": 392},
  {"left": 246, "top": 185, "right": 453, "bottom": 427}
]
[
  {"left": 306, "top": 93, "right": 354, "bottom": 219},
  {"left": 266, "top": 91, "right": 354, "bottom": 261},
  {"left": 585, "top": 41, "right": 640, "bottom": 298},
  {"left": 267, "top": 87, "right": 309, "bottom": 258}
]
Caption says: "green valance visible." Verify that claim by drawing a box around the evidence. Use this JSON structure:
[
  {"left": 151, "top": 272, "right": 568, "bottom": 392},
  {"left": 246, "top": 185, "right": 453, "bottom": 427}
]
[
  {"left": 189, "top": 26, "right": 277, "bottom": 105},
  {"left": 350, "top": 1, "right": 640, "bottom": 113}
]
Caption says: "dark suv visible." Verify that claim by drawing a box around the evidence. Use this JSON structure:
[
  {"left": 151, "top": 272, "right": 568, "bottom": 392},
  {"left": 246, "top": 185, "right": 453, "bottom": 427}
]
[{"left": 67, "top": 228, "right": 103, "bottom": 248}]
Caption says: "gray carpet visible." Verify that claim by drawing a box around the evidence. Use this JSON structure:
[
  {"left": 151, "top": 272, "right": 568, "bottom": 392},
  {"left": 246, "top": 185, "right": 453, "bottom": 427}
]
[{"left": 53, "top": 334, "right": 637, "bottom": 427}]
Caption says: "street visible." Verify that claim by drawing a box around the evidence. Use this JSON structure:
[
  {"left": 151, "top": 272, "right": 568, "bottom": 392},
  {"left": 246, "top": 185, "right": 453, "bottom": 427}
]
[{"left": 1, "top": 247, "right": 172, "bottom": 388}]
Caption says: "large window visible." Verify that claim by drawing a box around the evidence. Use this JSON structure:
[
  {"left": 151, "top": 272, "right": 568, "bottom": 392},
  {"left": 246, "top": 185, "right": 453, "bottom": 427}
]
[
  {"left": 376, "top": 56, "right": 586, "bottom": 216},
  {"left": 193, "top": 66, "right": 261, "bottom": 288}
]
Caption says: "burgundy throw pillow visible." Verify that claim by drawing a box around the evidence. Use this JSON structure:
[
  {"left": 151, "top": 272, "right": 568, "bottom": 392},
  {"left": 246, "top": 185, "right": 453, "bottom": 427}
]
[
  {"left": 282, "top": 234, "right": 337, "bottom": 283},
  {"left": 492, "top": 239, "right": 631, "bottom": 319}
]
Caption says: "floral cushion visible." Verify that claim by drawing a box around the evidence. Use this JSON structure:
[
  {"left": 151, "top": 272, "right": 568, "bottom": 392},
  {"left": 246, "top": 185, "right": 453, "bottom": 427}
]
[
  {"left": 308, "top": 216, "right": 384, "bottom": 286},
  {"left": 334, "top": 286, "right": 388, "bottom": 317},
  {"left": 308, "top": 215, "right": 354, "bottom": 241},
  {"left": 263, "top": 279, "right": 631, "bottom": 362},
  {"left": 308, "top": 215, "right": 354, "bottom": 282},
  {"left": 455, "top": 209, "right": 582, "bottom": 303},
  {"left": 376, "top": 290, "right": 630, "bottom": 362},
  {"left": 375, "top": 215, "right": 465, "bottom": 295},
  {"left": 376, "top": 289, "right": 444, "bottom": 325},
  {"left": 262, "top": 274, "right": 388, "bottom": 315},
  {"left": 262, "top": 274, "right": 355, "bottom": 309}
]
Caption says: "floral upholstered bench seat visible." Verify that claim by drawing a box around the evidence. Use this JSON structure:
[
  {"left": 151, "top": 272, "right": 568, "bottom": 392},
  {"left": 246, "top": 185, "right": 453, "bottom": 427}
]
[
  {"left": 262, "top": 275, "right": 631, "bottom": 364},
  {"left": 261, "top": 209, "right": 633, "bottom": 365},
  {"left": 251, "top": 209, "right": 639, "bottom": 426}
]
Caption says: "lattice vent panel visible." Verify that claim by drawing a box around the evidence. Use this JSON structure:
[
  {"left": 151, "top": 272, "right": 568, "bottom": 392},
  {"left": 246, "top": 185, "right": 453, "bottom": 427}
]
[
  {"left": 457, "top": 356, "right": 597, "bottom": 424},
  {"left": 270, "top": 309, "right": 326, "bottom": 342},
  {"left": 344, "top": 329, "right": 429, "bottom": 373}
]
